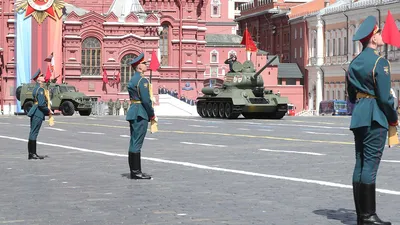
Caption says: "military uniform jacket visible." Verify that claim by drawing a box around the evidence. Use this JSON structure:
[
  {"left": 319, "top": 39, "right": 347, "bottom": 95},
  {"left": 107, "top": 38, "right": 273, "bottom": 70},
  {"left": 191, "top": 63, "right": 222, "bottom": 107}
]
[
  {"left": 27, "top": 83, "right": 50, "bottom": 120},
  {"left": 126, "top": 71, "right": 155, "bottom": 121},
  {"left": 347, "top": 47, "right": 398, "bottom": 130}
]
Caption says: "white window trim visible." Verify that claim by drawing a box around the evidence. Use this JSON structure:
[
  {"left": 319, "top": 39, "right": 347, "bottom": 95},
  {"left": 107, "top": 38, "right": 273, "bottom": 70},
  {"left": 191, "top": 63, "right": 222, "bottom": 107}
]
[
  {"left": 210, "top": 49, "right": 219, "bottom": 63},
  {"left": 294, "top": 47, "right": 297, "bottom": 59},
  {"left": 211, "top": 0, "right": 221, "bottom": 18}
]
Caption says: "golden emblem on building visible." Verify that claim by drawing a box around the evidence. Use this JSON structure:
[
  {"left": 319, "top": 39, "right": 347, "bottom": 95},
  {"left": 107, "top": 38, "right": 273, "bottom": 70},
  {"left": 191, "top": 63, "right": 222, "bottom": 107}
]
[{"left": 16, "top": 0, "right": 65, "bottom": 24}]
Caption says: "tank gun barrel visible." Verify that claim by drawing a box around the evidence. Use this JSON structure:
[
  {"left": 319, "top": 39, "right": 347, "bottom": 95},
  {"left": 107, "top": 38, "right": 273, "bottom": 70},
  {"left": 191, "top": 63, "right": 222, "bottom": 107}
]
[{"left": 252, "top": 55, "right": 278, "bottom": 79}]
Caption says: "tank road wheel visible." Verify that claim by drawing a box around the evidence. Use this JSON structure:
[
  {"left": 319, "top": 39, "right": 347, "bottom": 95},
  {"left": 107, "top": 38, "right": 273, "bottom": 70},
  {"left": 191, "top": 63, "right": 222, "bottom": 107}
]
[
  {"left": 218, "top": 102, "right": 225, "bottom": 118},
  {"left": 212, "top": 102, "right": 219, "bottom": 117},
  {"left": 197, "top": 103, "right": 205, "bottom": 117},
  {"left": 206, "top": 102, "right": 214, "bottom": 117},
  {"left": 201, "top": 103, "right": 208, "bottom": 117},
  {"left": 23, "top": 101, "right": 34, "bottom": 114},
  {"left": 61, "top": 101, "right": 75, "bottom": 116}
]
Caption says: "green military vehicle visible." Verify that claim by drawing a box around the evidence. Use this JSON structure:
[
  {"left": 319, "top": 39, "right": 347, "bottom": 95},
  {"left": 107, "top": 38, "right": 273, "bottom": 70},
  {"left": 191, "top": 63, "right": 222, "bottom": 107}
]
[
  {"left": 196, "top": 55, "right": 289, "bottom": 119},
  {"left": 16, "top": 83, "right": 92, "bottom": 116}
]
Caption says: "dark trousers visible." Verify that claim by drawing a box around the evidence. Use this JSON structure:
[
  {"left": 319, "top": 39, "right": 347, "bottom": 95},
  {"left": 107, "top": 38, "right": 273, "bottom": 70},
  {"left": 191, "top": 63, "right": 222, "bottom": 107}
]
[
  {"left": 29, "top": 116, "right": 43, "bottom": 140},
  {"left": 129, "top": 117, "right": 148, "bottom": 153},
  {"left": 352, "top": 122, "right": 387, "bottom": 184}
]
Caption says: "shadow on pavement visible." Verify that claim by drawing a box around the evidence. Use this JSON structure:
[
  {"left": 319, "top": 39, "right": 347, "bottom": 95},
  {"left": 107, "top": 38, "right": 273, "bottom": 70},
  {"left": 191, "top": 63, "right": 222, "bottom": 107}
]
[{"left": 313, "top": 208, "right": 357, "bottom": 225}]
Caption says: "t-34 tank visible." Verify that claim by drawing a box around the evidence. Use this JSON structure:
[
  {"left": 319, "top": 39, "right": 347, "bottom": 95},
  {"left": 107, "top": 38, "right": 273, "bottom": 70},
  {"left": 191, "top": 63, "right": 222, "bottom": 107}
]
[{"left": 196, "top": 55, "right": 289, "bottom": 119}]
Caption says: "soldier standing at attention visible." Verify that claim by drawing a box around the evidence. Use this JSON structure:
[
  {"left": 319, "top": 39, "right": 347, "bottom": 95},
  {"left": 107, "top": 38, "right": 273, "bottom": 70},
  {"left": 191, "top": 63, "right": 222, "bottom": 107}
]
[
  {"left": 108, "top": 99, "right": 114, "bottom": 115},
  {"left": 123, "top": 99, "right": 129, "bottom": 115},
  {"left": 126, "top": 53, "right": 156, "bottom": 180},
  {"left": 347, "top": 16, "right": 397, "bottom": 225},
  {"left": 27, "top": 69, "right": 51, "bottom": 160},
  {"left": 115, "top": 98, "right": 121, "bottom": 116}
]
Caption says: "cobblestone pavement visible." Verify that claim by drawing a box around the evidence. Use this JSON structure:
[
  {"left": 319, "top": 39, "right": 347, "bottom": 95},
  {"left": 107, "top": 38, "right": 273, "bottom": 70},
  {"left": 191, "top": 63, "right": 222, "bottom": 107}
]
[{"left": 0, "top": 115, "right": 399, "bottom": 225}]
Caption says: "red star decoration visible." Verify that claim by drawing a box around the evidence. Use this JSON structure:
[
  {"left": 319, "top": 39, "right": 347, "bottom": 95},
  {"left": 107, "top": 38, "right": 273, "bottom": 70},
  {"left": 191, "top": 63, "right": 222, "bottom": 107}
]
[
  {"left": 25, "top": 4, "right": 56, "bottom": 19},
  {"left": 25, "top": 5, "right": 35, "bottom": 18},
  {"left": 46, "top": 6, "right": 56, "bottom": 18}
]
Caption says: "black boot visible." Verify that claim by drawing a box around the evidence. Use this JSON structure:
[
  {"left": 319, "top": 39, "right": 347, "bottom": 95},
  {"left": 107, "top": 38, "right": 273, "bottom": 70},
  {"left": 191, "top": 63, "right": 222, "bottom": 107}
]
[
  {"left": 360, "top": 183, "right": 391, "bottom": 225},
  {"left": 28, "top": 140, "right": 43, "bottom": 160},
  {"left": 30, "top": 140, "right": 45, "bottom": 160},
  {"left": 353, "top": 182, "right": 361, "bottom": 225},
  {"left": 129, "top": 152, "right": 151, "bottom": 180}
]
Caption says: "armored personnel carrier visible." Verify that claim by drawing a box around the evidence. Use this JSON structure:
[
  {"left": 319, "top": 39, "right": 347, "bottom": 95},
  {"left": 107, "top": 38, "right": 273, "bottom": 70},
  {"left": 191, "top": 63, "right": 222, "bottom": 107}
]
[
  {"left": 196, "top": 55, "right": 289, "bottom": 119},
  {"left": 16, "top": 83, "right": 92, "bottom": 116}
]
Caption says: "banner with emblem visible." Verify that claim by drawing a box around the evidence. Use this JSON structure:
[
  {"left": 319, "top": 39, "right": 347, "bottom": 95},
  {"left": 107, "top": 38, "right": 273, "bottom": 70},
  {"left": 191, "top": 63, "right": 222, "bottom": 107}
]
[{"left": 15, "top": 0, "right": 65, "bottom": 112}]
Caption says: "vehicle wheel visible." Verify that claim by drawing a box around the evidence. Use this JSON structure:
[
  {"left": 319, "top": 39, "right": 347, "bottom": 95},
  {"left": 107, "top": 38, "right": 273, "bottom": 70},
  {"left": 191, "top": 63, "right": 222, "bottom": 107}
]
[
  {"left": 60, "top": 101, "right": 75, "bottom": 116},
  {"left": 224, "top": 102, "right": 232, "bottom": 118},
  {"left": 207, "top": 102, "right": 213, "bottom": 117},
  {"left": 197, "top": 103, "right": 205, "bottom": 117},
  {"left": 212, "top": 102, "right": 219, "bottom": 117},
  {"left": 23, "top": 101, "right": 33, "bottom": 114},
  {"left": 218, "top": 102, "right": 225, "bottom": 118},
  {"left": 201, "top": 103, "right": 208, "bottom": 117},
  {"left": 16, "top": 86, "right": 22, "bottom": 101},
  {"left": 79, "top": 109, "right": 92, "bottom": 116}
]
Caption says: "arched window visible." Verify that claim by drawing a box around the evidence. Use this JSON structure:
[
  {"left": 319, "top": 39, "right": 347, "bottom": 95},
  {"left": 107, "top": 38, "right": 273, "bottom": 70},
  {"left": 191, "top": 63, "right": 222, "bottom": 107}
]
[
  {"left": 211, "top": 0, "right": 221, "bottom": 17},
  {"left": 159, "top": 24, "right": 169, "bottom": 66},
  {"left": 81, "top": 37, "right": 101, "bottom": 76},
  {"left": 210, "top": 49, "right": 218, "bottom": 63},
  {"left": 120, "top": 53, "right": 137, "bottom": 92}
]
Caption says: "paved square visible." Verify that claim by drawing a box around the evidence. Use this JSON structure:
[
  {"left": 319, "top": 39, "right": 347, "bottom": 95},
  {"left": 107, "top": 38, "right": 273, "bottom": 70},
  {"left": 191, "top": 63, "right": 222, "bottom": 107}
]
[{"left": 0, "top": 115, "right": 399, "bottom": 224}]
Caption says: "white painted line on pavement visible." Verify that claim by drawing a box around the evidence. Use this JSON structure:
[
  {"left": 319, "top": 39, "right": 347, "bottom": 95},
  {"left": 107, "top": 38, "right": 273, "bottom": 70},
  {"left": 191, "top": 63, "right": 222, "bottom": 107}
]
[
  {"left": 119, "top": 135, "right": 157, "bottom": 140},
  {"left": 274, "top": 124, "right": 349, "bottom": 130},
  {"left": 163, "top": 122, "right": 173, "bottom": 125},
  {"left": 1, "top": 134, "right": 400, "bottom": 196},
  {"left": 257, "top": 129, "right": 273, "bottom": 132},
  {"left": 259, "top": 149, "right": 325, "bottom": 156},
  {"left": 78, "top": 132, "right": 105, "bottom": 135},
  {"left": 17, "top": 124, "right": 30, "bottom": 127},
  {"left": 304, "top": 131, "right": 347, "bottom": 136},
  {"left": 382, "top": 160, "right": 400, "bottom": 163},
  {"left": 238, "top": 128, "right": 250, "bottom": 131},
  {"left": 145, "top": 137, "right": 158, "bottom": 140},
  {"left": 180, "top": 141, "right": 227, "bottom": 148},
  {"left": 45, "top": 127, "right": 66, "bottom": 132},
  {"left": 189, "top": 124, "right": 218, "bottom": 128},
  {"left": 0, "top": 122, "right": 10, "bottom": 125}
]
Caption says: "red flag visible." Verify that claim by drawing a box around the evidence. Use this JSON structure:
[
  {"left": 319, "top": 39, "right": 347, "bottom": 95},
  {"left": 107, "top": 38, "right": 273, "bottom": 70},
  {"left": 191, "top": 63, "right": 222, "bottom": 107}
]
[
  {"left": 240, "top": 28, "right": 257, "bottom": 52},
  {"left": 115, "top": 71, "right": 120, "bottom": 84},
  {"left": 102, "top": 67, "right": 108, "bottom": 83},
  {"left": 382, "top": 10, "right": 400, "bottom": 48},
  {"left": 44, "top": 65, "right": 52, "bottom": 82},
  {"left": 149, "top": 50, "right": 160, "bottom": 71}
]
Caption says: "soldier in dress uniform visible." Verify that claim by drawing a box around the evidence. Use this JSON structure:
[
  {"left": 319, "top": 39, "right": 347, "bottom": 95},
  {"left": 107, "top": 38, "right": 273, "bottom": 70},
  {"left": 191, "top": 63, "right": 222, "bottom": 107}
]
[
  {"left": 27, "top": 69, "right": 51, "bottom": 160},
  {"left": 347, "top": 16, "right": 397, "bottom": 225},
  {"left": 115, "top": 98, "right": 121, "bottom": 116},
  {"left": 122, "top": 99, "right": 129, "bottom": 115},
  {"left": 125, "top": 53, "right": 156, "bottom": 180}
]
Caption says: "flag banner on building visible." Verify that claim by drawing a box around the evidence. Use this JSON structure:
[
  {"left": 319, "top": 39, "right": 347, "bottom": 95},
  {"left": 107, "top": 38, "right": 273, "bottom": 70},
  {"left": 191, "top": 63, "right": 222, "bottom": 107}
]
[
  {"left": 149, "top": 50, "right": 160, "bottom": 72},
  {"left": 15, "top": 5, "right": 63, "bottom": 112},
  {"left": 382, "top": 10, "right": 400, "bottom": 48},
  {"left": 240, "top": 28, "right": 257, "bottom": 52}
]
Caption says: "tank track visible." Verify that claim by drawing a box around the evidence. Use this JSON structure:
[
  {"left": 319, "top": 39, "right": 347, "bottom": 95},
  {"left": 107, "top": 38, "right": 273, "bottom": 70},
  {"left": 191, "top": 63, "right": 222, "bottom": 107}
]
[
  {"left": 196, "top": 98, "right": 286, "bottom": 120},
  {"left": 196, "top": 98, "right": 242, "bottom": 119}
]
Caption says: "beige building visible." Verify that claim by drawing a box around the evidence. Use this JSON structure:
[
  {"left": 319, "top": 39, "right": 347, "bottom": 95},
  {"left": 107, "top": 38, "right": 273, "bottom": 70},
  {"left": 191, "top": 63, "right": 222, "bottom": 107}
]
[{"left": 305, "top": 0, "right": 400, "bottom": 114}]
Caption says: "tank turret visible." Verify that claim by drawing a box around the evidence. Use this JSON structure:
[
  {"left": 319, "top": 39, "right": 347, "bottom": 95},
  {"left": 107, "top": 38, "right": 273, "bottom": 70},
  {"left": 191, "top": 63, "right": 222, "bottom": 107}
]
[{"left": 196, "top": 55, "right": 289, "bottom": 119}]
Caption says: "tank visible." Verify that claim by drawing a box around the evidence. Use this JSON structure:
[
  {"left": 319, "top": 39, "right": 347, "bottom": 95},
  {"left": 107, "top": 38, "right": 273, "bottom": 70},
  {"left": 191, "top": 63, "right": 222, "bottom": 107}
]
[
  {"left": 16, "top": 82, "right": 93, "bottom": 116},
  {"left": 196, "top": 55, "right": 289, "bottom": 119}
]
